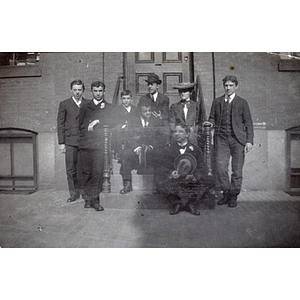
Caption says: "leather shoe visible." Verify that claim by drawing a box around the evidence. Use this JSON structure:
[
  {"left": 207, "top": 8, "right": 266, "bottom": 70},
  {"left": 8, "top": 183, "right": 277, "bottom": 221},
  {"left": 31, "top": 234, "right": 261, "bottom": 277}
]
[
  {"left": 228, "top": 199, "right": 237, "bottom": 208},
  {"left": 67, "top": 195, "right": 79, "bottom": 202},
  {"left": 120, "top": 180, "right": 131, "bottom": 194},
  {"left": 84, "top": 201, "right": 91, "bottom": 208},
  {"left": 188, "top": 204, "right": 200, "bottom": 216},
  {"left": 217, "top": 194, "right": 230, "bottom": 205},
  {"left": 170, "top": 204, "right": 181, "bottom": 215},
  {"left": 92, "top": 203, "right": 104, "bottom": 211}
]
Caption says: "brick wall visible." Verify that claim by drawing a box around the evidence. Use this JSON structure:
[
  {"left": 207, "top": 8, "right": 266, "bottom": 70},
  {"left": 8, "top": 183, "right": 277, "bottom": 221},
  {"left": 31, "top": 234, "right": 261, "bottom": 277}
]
[{"left": 1, "top": 52, "right": 299, "bottom": 191}]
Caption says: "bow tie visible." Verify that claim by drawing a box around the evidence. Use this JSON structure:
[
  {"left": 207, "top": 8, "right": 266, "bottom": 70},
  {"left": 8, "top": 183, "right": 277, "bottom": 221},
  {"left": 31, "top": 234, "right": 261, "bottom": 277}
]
[{"left": 178, "top": 144, "right": 187, "bottom": 149}]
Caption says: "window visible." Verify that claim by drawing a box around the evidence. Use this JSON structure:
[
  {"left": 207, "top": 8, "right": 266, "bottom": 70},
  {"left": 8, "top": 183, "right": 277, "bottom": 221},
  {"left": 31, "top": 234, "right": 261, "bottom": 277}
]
[
  {"left": 269, "top": 52, "right": 300, "bottom": 71},
  {"left": 0, "top": 52, "right": 40, "bottom": 66}
]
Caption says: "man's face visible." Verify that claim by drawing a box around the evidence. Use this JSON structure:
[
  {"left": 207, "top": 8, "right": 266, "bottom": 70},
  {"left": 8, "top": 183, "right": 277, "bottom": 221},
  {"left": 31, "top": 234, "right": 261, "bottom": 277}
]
[
  {"left": 179, "top": 89, "right": 192, "bottom": 101},
  {"left": 148, "top": 82, "right": 159, "bottom": 94},
  {"left": 223, "top": 80, "right": 238, "bottom": 96},
  {"left": 121, "top": 95, "right": 132, "bottom": 107},
  {"left": 174, "top": 125, "right": 189, "bottom": 144},
  {"left": 141, "top": 106, "right": 152, "bottom": 121},
  {"left": 92, "top": 86, "right": 105, "bottom": 101},
  {"left": 71, "top": 84, "right": 84, "bottom": 100}
]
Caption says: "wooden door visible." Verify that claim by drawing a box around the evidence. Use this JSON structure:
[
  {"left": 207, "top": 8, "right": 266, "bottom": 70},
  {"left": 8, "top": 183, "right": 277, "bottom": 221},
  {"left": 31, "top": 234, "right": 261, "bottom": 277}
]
[{"left": 124, "top": 52, "right": 194, "bottom": 106}]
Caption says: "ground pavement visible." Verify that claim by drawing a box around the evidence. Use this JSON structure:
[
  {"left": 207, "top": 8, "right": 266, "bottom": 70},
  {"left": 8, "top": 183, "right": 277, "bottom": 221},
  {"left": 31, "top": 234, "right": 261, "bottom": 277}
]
[{"left": 0, "top": 189, "right": 300, "bottom": 248}]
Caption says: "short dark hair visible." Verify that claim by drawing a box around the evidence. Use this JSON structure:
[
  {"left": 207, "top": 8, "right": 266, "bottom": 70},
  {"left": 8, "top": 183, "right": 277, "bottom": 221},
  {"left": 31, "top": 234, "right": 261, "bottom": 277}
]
[
  {"left": 91, "top": 81, "right": 105, "bottom": 90},
  {"left": 121, "top": 90, "right": 132, "bottom": 97},
  {"left": 175, "top": 123, "right": 190, "bottom": 134},
  {"left": 222, "top": 75, "right": 238, "bottom": 86},
  {"left": 70, "top": 80, "right": 85, "bottom": 91}
]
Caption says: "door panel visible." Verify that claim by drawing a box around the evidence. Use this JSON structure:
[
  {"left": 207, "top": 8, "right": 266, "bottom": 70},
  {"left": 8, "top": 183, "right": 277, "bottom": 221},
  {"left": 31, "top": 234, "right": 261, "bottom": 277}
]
[{"left": 125, "top": 52, "right": 193, "bottom": 106}]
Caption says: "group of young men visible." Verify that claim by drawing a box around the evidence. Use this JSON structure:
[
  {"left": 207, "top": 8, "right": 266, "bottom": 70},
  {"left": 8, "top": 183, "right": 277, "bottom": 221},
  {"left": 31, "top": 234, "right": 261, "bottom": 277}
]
[{"left": 57, "top": 73, "right": 253, "bottom": 215}]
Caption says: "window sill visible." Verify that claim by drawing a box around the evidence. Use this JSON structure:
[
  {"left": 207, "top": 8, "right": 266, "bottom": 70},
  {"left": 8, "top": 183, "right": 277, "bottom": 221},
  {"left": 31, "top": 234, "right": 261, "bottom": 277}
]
[
  {"left": 0, "top": 65, "right": 42, "bottom": 78},
  {"left": 278, "top": 60, "right": 300, "bottom": 72}
]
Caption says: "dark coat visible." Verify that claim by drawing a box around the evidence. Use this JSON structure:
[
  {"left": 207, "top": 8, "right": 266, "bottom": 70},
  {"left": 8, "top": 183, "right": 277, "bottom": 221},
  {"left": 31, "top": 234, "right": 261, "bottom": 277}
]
[
  {"left": 169, "top": 100, "right": 198, "bottom": 131},
  {"left": 57, "top": 97, "right": 89, "bottom": 146},
  {"left": 78, "top": 100, "right": 113, "bottom": 149},
  {"left": 208, "top": 95, "right": 254, "bottom": 145},
  {"left": 113, "top": 104, "right": 139, "bottom": 127},
  {"left": 126, "top": 115, "right": 165, "bottom": 151},
  {"left": 156, "top": 141, "right": 211, "bottom": 197},
  {"left": 159, "top": 141, "right": 207, "bottom": 182},
  {"left": 138, "top": 92, "right": 170, "bottom": 121}
]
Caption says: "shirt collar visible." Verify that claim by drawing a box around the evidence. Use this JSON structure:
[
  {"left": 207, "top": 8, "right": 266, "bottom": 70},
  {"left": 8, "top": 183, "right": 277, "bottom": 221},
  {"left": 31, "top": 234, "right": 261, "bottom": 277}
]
[
  {"left": 177, "top": 141, "right": 188, "bottom": 147},
  {"left": 122, "top": 104, "right": 131, "bottom": 112},
  {"left": 72, "top": 96, "right": 82, "bottom": 107},
  {"left": 93, "top": 99, "right": 103, "bottom": 105},
  {"left": 225, "top": 93, "right": 235, "bottom": 103},
  {"left": 151, "top": 92, "right": 158, "bottom": 102}
]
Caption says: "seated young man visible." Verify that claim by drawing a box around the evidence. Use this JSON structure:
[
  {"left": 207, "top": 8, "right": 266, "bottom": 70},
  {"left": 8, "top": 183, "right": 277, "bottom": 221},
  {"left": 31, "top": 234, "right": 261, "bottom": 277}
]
[
  {"left": 112, "top": 89, "right": 139, "bottom": 158},
  {"left": 119, "top": 105, "right": 165, "bottom": 194},
  {"left": 156, "top": 124, "right": 212, "bottom": 215}
]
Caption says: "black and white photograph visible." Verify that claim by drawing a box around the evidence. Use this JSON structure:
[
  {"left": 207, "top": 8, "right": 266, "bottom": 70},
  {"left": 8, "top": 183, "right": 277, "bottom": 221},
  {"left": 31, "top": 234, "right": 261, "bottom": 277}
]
[{"left": 1, "top": 3, "right": 299, "bottom": 300}]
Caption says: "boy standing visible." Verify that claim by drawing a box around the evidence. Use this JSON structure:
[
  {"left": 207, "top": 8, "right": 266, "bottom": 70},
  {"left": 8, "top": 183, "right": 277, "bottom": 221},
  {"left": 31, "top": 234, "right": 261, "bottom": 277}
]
[
  {"left": 78, "top": 81, "right": 113, "bottom": 211},
  {"left": 112, "top": 90, "right": 139, "bottom": 154},
  {"left": 57, "top": 80, "right": 88, "bottom": 202}
]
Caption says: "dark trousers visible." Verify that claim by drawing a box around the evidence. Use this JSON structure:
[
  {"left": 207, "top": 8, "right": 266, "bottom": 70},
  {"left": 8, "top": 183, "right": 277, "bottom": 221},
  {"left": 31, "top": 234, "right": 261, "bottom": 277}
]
[
  {"left": 81, "top": 148, "right": 104, "bottom": 203},
  {"left": 215, "top": 134, "right": 245, "bottom": 197},
  {"left": 65, "top": 145, "right": 82, "bottom": 197},
  {"left": 168, "top": 194, "right": 198, "bottom": 207},
  {"left": 120, "top": 148, "right": 160, "bottom": 185},
  {"left": 120, "top": 148, "right": 138, "bottom": 181}
]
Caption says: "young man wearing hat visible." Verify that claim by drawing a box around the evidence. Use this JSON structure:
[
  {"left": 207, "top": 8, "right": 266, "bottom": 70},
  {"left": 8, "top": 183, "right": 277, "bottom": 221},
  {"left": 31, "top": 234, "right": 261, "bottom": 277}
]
[
  {"left": 138, "top": 73, "right": 170, "bottom": 144},
  {"left": 169, "top": 82, "right": 198, "bottom": 145},
  {"left": 204, "top": 75, "right": 253, "bottom": 208},
  {"left": 157, "top": 124, "right": 210, "bottom": 215}
]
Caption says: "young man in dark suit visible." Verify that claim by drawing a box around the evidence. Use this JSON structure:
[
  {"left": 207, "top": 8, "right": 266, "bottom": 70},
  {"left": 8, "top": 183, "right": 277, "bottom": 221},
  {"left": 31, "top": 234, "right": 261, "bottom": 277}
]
[
  {"left": 112, "top": 90, "right": 139, "bottom": 156},
  {"left": 138, "top": 73, "right": 170, "bottom": 121},
  {"left": 169, "top": 82, "right": 198, "bottom": 145},
  {"left": 119, "top": 105, "right": 165, "bottom": 194},
  {"left": 205, "top": 75, "right": 253, "bottom": 208},
  {"left": 138, "top": 73, "right": 170, "bottom": 144},
  {"left": 57, "top": 79, "right": 88, "bottom": 202},
  {"left": 78, "top": 81, "right": 113, "bottom": 211},
  {"left": 156, "top": 124, "right": 210, "bottom": 215}
]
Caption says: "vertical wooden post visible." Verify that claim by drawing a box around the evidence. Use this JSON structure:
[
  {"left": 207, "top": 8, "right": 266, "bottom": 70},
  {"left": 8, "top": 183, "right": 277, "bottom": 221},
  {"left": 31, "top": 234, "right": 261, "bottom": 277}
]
[
  {"left": 102, "top": 125, "right": 111, "bottom": 193},
  {"left": 204, "top": 123, "right": 213, "bottom": 176}
]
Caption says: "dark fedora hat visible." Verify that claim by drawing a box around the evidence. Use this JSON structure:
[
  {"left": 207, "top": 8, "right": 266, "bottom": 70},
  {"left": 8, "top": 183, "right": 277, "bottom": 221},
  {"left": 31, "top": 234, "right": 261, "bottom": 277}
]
[
  {"left": 173, "top": 82, "right": 196, "bottom": 90},
  {"left": 174, "top": 153, "right": 197, "bottom": 177},
  {"left": 145, "top": 73, "right": 162, "bottom": 84}
]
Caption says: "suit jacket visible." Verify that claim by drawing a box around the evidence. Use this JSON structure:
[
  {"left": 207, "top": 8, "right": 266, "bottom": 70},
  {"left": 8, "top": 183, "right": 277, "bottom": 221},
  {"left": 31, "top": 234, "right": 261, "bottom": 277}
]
[
  {"left": 138, "top": 93, "right": 170, "bottom": 121},
  {"left": 57, "top": 97, "right": 88, "bottom": 146},
  {"left": 208, "top": 95, "right": 254, "bottom": 146},
  {"left": 78, "top": 99, "right": 113, "bottom": 149},
  {"left": 159, "top": 141, "right": 207, "bottom": 182},
  {"left": 169, "top": 100, "right": 198, "bottom": 131},
  {"left": 113, "top": 104, "right": 139, "bottom": 127},
  {"left": 126, "top": 115, "right": 165, "bottom": 151}
]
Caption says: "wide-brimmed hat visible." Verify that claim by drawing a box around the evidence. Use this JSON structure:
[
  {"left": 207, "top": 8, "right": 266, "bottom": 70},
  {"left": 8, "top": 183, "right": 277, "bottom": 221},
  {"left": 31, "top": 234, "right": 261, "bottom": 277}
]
[
  {"left": 173, "top": 82, "right": 196, "bottom": 90},
  {"left": 174, "top": 153, "right": 197, "bottom": 177},
  {"left": 145, "top": 73, "right": 162, "bottom": 84}
]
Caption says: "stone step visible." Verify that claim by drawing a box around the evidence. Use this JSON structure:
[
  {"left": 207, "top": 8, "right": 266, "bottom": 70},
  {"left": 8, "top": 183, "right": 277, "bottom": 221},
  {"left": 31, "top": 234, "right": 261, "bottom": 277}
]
[
  {"left": 100, "top": 191, "right": 168, "bottom": 210},
  {"left": 100, "top": 191, "right": 216, "bottom": 211},
  {"left": 109, "top": 159, "right": 154, "bottom": 193}
]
